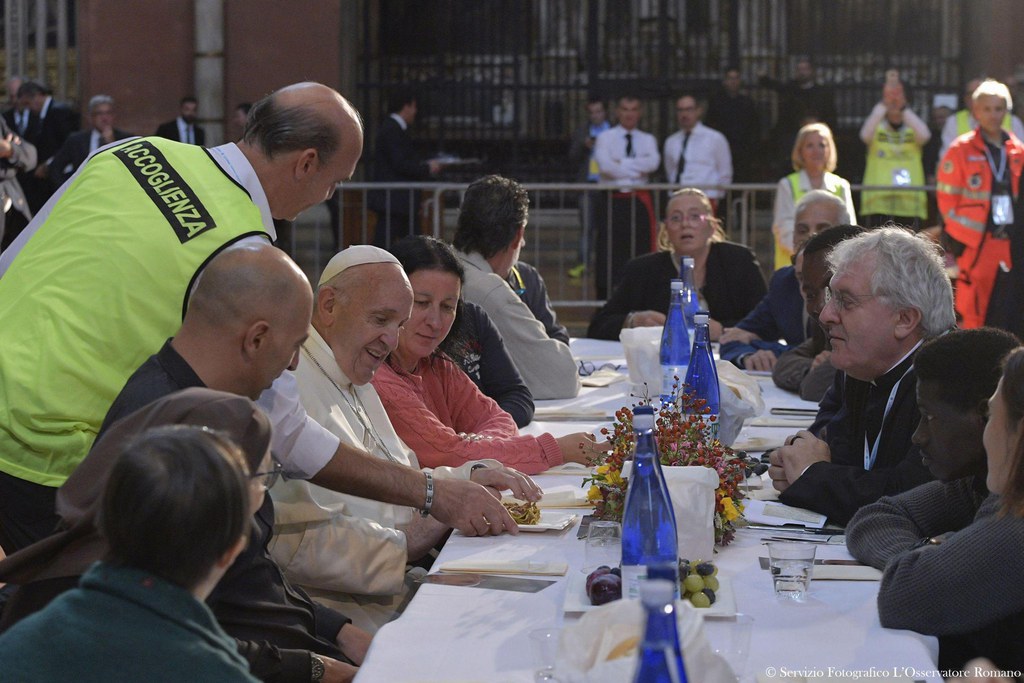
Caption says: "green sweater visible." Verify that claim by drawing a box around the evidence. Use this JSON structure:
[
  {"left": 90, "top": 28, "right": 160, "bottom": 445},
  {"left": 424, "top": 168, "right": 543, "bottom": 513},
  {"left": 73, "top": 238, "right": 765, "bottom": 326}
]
[{"left": 0, "top": 562, "right": 257, "bottom": 682}]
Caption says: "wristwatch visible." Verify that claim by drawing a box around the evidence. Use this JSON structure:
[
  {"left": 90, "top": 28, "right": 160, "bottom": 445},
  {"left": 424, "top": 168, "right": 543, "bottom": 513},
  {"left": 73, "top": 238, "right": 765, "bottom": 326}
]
[{"left": 310, "top": 653, "right": 325, "bottom": 682}]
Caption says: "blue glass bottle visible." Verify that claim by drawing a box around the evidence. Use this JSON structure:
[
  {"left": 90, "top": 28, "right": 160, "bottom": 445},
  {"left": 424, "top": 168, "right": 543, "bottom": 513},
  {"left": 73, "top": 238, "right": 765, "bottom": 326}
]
[
  {"left": 632, "top": 579, "right": 689, "bottom": 683},
  {"left": 679, "top": 257, "right": 700, "bottom": 349},
  {"left": 659, "top": 280, "right": 690, "bottom": 406},
  {"left": 621, "top": 406, "right": 679, "bottom": 600},
  {"left": 684, "top": 312, "right": 721, "bottom": 439}
]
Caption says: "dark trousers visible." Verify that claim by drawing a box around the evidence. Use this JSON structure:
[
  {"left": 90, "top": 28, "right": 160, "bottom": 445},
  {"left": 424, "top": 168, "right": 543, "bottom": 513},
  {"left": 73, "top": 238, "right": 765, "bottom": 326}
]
[
  {"left": 593, "top": 190, "right": 656, "bottom": 299},
  {"left": 0, "top": 470, "right": 60, "bottom": 554}
]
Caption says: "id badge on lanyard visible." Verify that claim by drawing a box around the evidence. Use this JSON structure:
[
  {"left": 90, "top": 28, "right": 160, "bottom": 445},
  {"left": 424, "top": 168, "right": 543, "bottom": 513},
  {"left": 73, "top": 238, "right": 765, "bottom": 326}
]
[
  {"left": 984, "top": 143, "right": 1014, "bottom": 225},
  {"left": 993, "top": 194, "right": 1013, "bottom": 225}
]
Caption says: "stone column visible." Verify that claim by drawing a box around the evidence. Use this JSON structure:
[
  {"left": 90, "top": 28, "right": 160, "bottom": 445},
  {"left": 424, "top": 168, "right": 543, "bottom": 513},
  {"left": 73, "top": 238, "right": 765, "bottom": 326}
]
[{"left": 195, "top": 0, "right": 224, "bottom": 145}]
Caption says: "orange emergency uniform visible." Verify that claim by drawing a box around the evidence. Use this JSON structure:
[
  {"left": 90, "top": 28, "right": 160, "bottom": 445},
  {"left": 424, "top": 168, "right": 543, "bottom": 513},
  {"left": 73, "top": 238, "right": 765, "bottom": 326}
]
[{"left": 936, "top": 129, "right": 1024, "bottom": 327}]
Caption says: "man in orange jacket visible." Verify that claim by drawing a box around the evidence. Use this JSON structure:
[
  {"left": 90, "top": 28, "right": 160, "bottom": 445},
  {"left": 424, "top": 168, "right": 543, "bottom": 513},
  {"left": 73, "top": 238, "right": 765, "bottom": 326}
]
[{"left": 937, "top": 79, "right": 1024, "bottom": 328}]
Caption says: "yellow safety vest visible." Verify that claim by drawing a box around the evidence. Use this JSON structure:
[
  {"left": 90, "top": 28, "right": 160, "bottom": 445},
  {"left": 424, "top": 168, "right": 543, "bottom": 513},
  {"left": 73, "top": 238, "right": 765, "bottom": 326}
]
[
  {"left": 775, "top": 172, "right": 848, "bottom": 269},
  {"left": 861, "top": 121, "right": 926, "bottom": 219},
  {"left": 0, "top": 137, "right": 270, "bottom": 486},
  {"left": 955, "top": 109, "right": 1012, "bottom": 136}
]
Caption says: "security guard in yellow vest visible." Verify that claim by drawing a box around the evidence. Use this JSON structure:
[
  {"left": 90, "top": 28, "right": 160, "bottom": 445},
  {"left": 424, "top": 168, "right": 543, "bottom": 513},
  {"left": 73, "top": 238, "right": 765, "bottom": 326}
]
[
  {"left": 860, "top": 96, "right": 930, "bottom": 228},
  {"left": 0, "top": 84, "right": 365, "bottom": 552}
]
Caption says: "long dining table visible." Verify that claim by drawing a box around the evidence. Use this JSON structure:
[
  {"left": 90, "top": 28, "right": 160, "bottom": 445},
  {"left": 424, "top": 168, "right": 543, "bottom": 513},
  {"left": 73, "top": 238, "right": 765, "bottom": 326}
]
[{"left": 354, "top": 339, "right": 941, "bottom": 682}]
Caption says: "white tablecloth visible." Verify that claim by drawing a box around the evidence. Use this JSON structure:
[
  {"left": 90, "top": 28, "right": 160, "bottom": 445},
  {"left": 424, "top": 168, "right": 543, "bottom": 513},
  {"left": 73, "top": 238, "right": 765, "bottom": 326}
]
[{"left": 354, "top": 340, "right": 940, "bottom": 682}]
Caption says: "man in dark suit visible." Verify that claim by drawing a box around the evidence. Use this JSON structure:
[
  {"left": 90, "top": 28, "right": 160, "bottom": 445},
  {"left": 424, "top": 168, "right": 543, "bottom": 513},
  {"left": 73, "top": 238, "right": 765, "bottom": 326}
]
[
  {"left": 50, "top": 95, "right": 132, "bottom": 187},
  {"left": 368, "top": 89, "right": 439, "bottom": 247},
  {"left": 15, "top": 80, "right": 78, "bottom": 213},
  {"left": 154, "top": 96, "right": 205, "bottom": 146}
]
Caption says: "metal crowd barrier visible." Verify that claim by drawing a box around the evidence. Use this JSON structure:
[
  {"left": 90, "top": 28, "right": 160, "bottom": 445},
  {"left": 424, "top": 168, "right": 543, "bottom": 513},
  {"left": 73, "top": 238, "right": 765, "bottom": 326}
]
[{"left": 297, "top": 181, "right": 937, "bottom": 312}]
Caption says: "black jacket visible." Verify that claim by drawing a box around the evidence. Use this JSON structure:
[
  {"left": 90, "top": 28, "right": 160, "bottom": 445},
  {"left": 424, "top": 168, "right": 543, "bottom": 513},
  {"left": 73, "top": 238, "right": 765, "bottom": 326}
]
[
  {"left": 587, "top": 244, "right": 767, "bottom": 340},
  {"left": 779, "top": 352, "right": 934, "bottom": 525},
  {"left": 367, "top": 116, "right": 431, "bottom": 217}
]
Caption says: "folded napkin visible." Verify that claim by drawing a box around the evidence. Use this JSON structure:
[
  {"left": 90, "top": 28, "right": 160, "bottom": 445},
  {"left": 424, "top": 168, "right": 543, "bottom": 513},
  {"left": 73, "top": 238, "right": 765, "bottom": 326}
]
[
  {"left": 558, "top": 599, "right": 734, "bottom": 683},
  {"left": 746, "top": 487, "right": 780, "bottom": 501},
  {"left": 813, "top": 564, "right": 882, "bottom": 581},
  {"left": 731, "top": 435, "right": 786, "bottom": 452},
  {"left": 746, "top": 416, "right": 815, "bottom": 428},
  {"left": 534, "top": 406, "right": 611, "bottom": 420},
  {"left": 580, "top": 369, "right": 626, "bottom": 387},
  {"left": 438, "top": 559, "right": 568, "bottom": 576},
  {"left": 504, "top": 485, "right": 591, "bottom": 508},
  {"left": 539, "top": 462, "right": 592, "bottom": 474}
]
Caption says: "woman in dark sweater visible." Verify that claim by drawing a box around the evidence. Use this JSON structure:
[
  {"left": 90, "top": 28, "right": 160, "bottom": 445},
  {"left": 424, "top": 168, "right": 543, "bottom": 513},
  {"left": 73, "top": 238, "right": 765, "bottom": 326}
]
[{"left": 588, "top": 188, "right": 766, "bottom": 341}]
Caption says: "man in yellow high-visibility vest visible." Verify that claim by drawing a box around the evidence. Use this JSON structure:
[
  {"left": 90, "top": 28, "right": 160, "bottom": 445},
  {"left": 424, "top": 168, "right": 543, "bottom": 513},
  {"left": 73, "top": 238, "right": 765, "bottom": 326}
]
[{"left": 0, "top": 82, "right": 519, "bottom": 554}]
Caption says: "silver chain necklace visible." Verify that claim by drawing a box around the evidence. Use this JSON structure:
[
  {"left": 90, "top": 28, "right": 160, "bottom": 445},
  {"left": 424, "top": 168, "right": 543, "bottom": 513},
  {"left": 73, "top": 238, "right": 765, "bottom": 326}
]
[{"left": 301, "top": 346, "right": 401, "bottom": 464}]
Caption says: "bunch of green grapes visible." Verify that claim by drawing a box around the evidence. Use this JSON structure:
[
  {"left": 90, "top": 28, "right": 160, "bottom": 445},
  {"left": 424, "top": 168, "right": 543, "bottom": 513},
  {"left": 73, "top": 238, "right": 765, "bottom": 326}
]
[{"left": 678, "top": 559, "right": 718, "bottom": 608}]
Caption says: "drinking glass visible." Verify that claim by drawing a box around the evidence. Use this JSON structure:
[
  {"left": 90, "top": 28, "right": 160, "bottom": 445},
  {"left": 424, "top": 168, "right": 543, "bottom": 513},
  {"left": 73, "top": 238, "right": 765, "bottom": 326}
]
[
  {"left": 528, "top": 627, "right": 561, "bottom": 682},
  {"left": 704, "top": 613, "right": 754, "bottom": 682},
  {"left": 582, "top": 520, "right": 621, "bottom": 573},
  {"left": 767, "top": 542, "right": 816, "bottom": 600}
]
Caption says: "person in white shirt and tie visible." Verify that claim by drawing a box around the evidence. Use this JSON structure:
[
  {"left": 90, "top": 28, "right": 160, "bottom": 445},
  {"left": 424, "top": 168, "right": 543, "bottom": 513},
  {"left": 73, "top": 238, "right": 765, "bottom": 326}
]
[
  {"left": 592, "top": 95, "right": 660, "bottom": 299},
  {"left": 663, "top": 94, "right": 733, "bottom": 205}
]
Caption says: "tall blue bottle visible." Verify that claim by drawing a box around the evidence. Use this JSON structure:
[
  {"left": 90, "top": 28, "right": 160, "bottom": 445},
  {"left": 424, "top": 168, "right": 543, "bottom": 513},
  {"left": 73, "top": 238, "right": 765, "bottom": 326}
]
[
  {"left": 659, "top": 280, "right": 690, "bottom": 406},
  {"left": 621, "top": 405, "right": 679, "bottom": 600},
  {"left": 684, "top": 312, "right": 721, "bottom": 439},
  {"left": 679, "top": 257, "right": 700, "bottom": 349},
  {"left": 632, "top": 579, "right": 689, "bottom": 683}
]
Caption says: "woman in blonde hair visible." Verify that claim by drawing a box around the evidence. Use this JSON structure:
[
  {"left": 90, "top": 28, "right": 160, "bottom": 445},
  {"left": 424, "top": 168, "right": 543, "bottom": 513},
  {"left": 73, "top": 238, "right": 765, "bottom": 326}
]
[
  {"left": 772, "top": 122, "right": 857, "bottom": 269},
  {"left": 588, "top": 187, "right": 766, "bottom": 341}
]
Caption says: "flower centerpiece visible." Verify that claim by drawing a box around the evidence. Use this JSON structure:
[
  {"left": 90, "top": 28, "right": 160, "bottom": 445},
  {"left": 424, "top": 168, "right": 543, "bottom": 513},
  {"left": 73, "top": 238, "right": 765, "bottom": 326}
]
[{"left": 584, "top": 386, "right": 747, "bottom": 546}]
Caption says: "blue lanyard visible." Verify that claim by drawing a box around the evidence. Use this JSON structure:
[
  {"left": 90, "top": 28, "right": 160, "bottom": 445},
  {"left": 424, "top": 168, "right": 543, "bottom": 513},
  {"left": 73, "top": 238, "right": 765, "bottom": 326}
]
[
  {"left": 863, "top": 365, "right": 914, "bottom": 470},
  {"left": 982, "top": 141, "right": 1008, "bottom": 184}
]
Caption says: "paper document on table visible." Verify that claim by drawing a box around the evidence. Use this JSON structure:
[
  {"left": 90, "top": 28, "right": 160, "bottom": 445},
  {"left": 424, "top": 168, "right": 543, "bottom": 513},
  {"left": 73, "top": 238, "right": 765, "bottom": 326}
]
[{"left": 743, "top": 499, "right": 827, "bottom": 529}]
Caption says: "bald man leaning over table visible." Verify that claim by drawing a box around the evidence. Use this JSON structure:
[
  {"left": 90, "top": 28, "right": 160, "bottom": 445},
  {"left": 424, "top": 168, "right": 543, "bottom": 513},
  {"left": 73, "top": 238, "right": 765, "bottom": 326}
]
[
  {"left": 768, "top": 228, "right": 955, "bottom": 525},
  {"left": 0, "top": 81, "right": 516, "bottom": 556}
]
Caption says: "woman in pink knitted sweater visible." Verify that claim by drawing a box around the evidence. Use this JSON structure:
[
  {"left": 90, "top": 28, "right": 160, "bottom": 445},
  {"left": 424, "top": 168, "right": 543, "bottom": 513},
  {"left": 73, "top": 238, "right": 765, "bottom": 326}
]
[{"left": 372, "top": 236, "right": 605, "bottom": 475}]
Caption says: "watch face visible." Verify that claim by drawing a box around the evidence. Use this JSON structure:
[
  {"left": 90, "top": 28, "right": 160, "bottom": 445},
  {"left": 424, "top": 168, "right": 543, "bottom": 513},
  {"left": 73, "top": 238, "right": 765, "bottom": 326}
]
[{"left": 311, "top": 655, "right": 326, "bottom": 682}]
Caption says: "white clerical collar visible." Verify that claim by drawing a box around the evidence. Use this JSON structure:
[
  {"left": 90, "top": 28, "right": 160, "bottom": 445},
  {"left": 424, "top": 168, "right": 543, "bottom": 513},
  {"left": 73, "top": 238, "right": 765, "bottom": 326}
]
[
  {"left": 390, "top": 112, "right": 408, "bottom": 131},
  {"left": 871, "top": 339, "right": 924, "bottom": 387}
]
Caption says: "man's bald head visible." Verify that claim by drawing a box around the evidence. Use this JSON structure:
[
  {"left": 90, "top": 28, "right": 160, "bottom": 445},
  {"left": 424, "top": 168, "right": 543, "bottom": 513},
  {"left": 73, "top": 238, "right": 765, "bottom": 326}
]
[
  {"left": 187, "top": 243, "right": 312, "bottom": 329},
  {"left": 240, "top": 82, "right": 364, "bottom": 221},
  {"left": 178, "top": 243, "right": 313, "bottom": 398},
  {"left": 242, "top": 82, "right": 362, "bottom": 165}
]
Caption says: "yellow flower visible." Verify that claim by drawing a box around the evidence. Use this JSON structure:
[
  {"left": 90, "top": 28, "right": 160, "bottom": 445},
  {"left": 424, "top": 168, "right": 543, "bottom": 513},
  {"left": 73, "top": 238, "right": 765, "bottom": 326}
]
[
  {"left": 596, "top": 464, "right": 610, "bottom": 474},
  {"left": 721, "top": 497, "right": 741, "bottom": 522},
  {"left": 605, "top": 469, "right": 624, "bottom": 487},
  {"left": 587, "top": 485, "right": 603, "bottom": 502}
]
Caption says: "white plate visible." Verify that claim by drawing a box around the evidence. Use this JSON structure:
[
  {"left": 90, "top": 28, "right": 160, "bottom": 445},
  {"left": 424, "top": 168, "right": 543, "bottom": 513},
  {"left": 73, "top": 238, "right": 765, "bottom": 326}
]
[
  {"left": 518, "top": 511, "right": 578, "bottom": 532},
  {"left": 564, "top": 570, "right": 736, "bottom": 617}
]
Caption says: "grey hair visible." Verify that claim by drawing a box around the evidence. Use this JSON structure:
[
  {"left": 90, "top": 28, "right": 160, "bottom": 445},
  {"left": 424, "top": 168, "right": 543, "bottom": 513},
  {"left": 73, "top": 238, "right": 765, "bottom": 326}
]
[
  {"left": 827, "top": 226, "right": 954, "bottom": 338},
  {"left": 88, "top": 94, "right": 114, "bottom": 112},
  {"left": 973, "top": 78, "right": 1013, "bottom": 112},
  {"left": 794, "top": 189, "right": 850, "bottom": 224}
]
